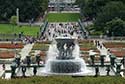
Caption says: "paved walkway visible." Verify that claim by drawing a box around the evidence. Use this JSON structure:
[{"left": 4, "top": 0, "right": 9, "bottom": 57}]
[
  {"left": 19, "top": 43, "right": 34, "bottom": 60},
  {"left": 0, "top": 64, "right": 12, "bottom": 79},
  {"left": 0, "top": 65, "right": 5, "bottom": 77}
]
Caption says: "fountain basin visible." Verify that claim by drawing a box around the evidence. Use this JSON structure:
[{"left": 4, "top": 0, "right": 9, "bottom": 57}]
[
  {"left": 50, "top": 60, "right": 81, "bottom": 73},
  {"left": 41, "top": 36, "right": 91, "bottom": 76},
  {"left": 45, "top": 58, "right": 88, "bottom": 73}
]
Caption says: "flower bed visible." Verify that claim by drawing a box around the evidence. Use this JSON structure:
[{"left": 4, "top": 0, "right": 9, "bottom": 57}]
[
  {"left": 37, "top": 41, "right": 51, "bottom": 44},
  {"left": 110, "top": 49, "right": 125, "bottom": 57},
  {"left": 103, "top": 42, "right": 125, "bottom": 48},
  {"left": 80, "top": 48, "right": 90, "bottom": 51},
  {"left": 0, "top": 43, "right": 24, "bottom": 49},
  {"left": 0, "top": 51, "right": 15, "bottom": 59},
  {"left": 103, "top": 42, "right": 125, "bottom": 57},
  {"left": 78, "top": 40, "right": 93, "bottom": 44},
  {"left": 39, "top": 51, "right": 46, "bottom": 56}
]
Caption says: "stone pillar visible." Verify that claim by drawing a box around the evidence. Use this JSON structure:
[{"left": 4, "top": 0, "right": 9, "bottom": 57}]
[
  {"left": 36, "top": 55, "right": 41, "bottom": 66},
  {"left": 121, "top": 56, "right": 125, "bottom": 67},
  {"left": 21, "top": 66, "right": 26, "bottom": 77},
  {"left": 90, "top": 55, "right": 95, "bottom": 65},
  {"left": 15, "top": 56, "right": 21, "bottom": 67},
  {"left": 110, "top": 55, "right": 116, "bottom": 66},
  {"left": 100, "top": 55, "right": 105, "bottom": 66},
  {"left": 95, "top": 66, "right": 99, "bottom": 77},
  {"left": 26, "top": 56, "right": 31, "bottom": 66},
  {"left": 16, "top": 8, "right": 19, "bottom": 24},
  {"left": 33, "top": 66, "right": 37, "bottom": 76},
  {"left": 106, "top": 66, "right": 110, "bottom": 76},
  {"left": 11, "top": 64, "right": 16, "bottom": 78},
  {"left": 116, "top": 63, "right": 122, "bottom": 76}
]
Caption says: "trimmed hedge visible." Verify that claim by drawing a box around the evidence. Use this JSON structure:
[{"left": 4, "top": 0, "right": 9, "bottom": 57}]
[{"left": 0, "top": 76, "right": 125, "bottom": 84}]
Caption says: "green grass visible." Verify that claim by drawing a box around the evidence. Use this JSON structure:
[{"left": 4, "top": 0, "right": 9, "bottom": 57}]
[
  {"left": 32, "top": 43, "right": 49, "bottom": 51},
  {"left": 79, "top": 43, "right": 97, "bottom": 50},
  {"left": 46, "top": 13, "right": 80, "bottom": 22},
  {"left": 0, "top": 24, "right": 40, "bottom": 37},
  {"left": 0, "top": 76, "right": 125, "bottom": 84}
]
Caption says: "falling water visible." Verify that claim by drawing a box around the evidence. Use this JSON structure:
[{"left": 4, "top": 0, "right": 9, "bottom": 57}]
[{"left": 42, "top": 36, "right": 90, "bottom": 75}]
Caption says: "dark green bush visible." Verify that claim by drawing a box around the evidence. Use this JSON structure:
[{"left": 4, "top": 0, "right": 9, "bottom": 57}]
[{"left": 0, "top": 76, "right": 125, "bottom": 84}]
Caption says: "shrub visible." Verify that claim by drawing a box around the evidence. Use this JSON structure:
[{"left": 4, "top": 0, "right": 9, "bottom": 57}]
[
  {"left": 0, "top": 76, "right": 125, "bottom": 84},
  {"left": 10, "top": 16, "right": 17, "bottom": 25}
]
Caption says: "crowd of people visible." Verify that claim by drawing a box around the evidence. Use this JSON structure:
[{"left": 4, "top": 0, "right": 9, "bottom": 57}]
[{"left": 40, "top": 22, "right": 84, "bottom": 41}]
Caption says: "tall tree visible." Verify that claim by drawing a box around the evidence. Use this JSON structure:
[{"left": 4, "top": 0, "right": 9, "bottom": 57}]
[
  {"left": 0, "top": 0, "right": 48, "bottom": 22},
  {"left": 76, "top": 0, "right": 125, "bottom": 19},
  {"left": 94, "top": 1, "right": 125, "bottom": 31},
  {"left": 105, "top": 18, "right": 125, "bottom": 36}
]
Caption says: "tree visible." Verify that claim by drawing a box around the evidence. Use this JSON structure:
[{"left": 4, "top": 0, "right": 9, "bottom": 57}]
[
  {"left": 10, "top": 16, "right": 17, "bottom": 25},
  {"left": 76, "top": 0, "right": 109, "bottom": 19},
  {"left": 76, "top": 0, "right": 125, "bottom": 20},
  {"left": 0, "top": 0, "right": 48, "bottom": 22},
  {"left": 105, "top": 18, "right": 125, "bottom": 36},
  {"left": 94, "top": 1, "right": 125, "bottom": 31}
]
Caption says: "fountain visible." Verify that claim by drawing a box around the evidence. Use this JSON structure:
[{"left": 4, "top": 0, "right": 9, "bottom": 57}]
[{"left": 42, "top": 35, "right": 90, "bottom": 75}]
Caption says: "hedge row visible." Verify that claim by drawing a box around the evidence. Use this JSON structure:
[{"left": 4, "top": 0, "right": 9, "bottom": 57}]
[{"left": 0, "top": 76, "right": 125, "bottom": 84}]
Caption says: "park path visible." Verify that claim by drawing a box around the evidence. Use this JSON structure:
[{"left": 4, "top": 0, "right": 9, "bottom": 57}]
[
  {"left": 0, "top": 65, "right": 5, "bottom": 77},
  {"left": 19, "top": 43, "right": 34, "bottom": 60}
]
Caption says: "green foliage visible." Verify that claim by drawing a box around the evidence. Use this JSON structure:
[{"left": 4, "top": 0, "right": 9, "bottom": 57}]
[
  {"left": 32, "top": 43, "right": 49, "bottom": 51},
  {"left": 76, "top": 0, "right": 125, "bottom": 36},
  {"left": 10, "top": 16, "right": 17, "bottom": 25},
  {"left": 0, "top": 76, "right": 125, "bottom": 84},
  {"left": 105, "top": 18, "right": 125, "bottom": 36},
  {"left": 85, "top": 24, "right": 103, "bottom": 35},
  {"left": 79, "top": 42, "right": 96, "bottom": 49},
  {"left": 76, "top": 0, "right": 125, "bottom": 19},
  {"left": 0, "top": 0, "right": 48, "bottom": 22},
  {"left": 76, "top": 0, "right": 109, "bottom": 18},
  {"left": 95, "top": 1, "right": 125, "bottom": 30},
  {"left": 46, "top": 13, "right": 80, "bottom": 22}
]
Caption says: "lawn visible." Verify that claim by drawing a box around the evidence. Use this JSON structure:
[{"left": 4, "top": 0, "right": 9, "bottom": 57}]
[
  {"left": 79, "top": 40, "right": 97, "bottom": 50},
  {"left": 32, "top": 42, "right": 49, "bottom": 51},
  {"left": 46, "top": 13, "right": 80, "bottom": 22},
  {"left": 0, "top": 76, "right": 125, "bottom": 84},
  {"left": 0, "top": 24, "right": 40, "bottom": 37}
]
